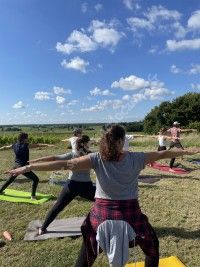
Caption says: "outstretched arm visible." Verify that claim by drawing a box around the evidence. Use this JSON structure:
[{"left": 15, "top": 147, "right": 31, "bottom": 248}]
[
  {"left": 5, "top": 155, "right": 92, "bottom": 176},
  {"left": 181, "top": 129, "right": 197, "bottom": 133},
  {"left": 29, "top": 143, "right": 55, "bottom": 148},
  {"left": 0, "top": 145, "right": 12, "bottom": 151},
  {"left": 61, "top": 138, "right": 69, "bottom": 142},
  {"left": 145, "top": 148, "right": 200, "bottom": 165},
  {"left": 29, "top": 155, "right": 57, "bottom": 163}
]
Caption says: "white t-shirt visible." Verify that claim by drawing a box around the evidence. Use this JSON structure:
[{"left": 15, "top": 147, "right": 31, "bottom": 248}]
[
  {"left": 158, "top": 135, "right": 167, "bottom": 147},
  {"left": 69, "top": 136, "right": 78, "bottom": 153},
  {"left": 123, "top": 135, "right": 134, "bottom": 151}
]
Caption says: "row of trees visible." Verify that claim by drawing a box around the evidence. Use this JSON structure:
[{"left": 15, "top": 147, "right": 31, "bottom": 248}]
[{"left": 143, "top": 93, "right": 200, "bottom": 133}]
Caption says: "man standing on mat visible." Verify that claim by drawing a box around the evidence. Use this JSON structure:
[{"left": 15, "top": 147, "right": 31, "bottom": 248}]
[
  {"left": 167, "top": 121, "right": 194, "bottom": 172},
  {"left": 0, "top": 132, "right": 54, "bottom": 200}
]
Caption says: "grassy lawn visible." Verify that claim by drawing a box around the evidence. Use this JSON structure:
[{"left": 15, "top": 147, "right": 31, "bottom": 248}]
[{"left": 0, "top": 137, "right": 199, "bottom": 267}]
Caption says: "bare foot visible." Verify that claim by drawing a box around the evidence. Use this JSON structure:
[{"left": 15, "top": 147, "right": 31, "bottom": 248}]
[
  {"left": 169, "top": 168, "right": 176, "bottom": 173},
  {"left": 31, "top": 196, "right": 37, "bottom": 200}
]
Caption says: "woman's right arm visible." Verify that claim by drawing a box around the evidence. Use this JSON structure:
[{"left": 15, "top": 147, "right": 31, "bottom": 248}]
[
  {"left": 145, "top": 149, "right": 200, "bottom": 165},
  {"left": 5, "top": 155, "right": 92, "bottom": 176},
  {"left": 0, "top": 145, "right": 12, "bottom": 151}
]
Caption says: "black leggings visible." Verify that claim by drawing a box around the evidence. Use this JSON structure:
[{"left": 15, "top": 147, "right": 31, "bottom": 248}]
[
  {"left": 0, "top": 167, "right": 39, "bottom": 197},
  {"left": 168, "top": 141, "right": 184, "bottom": 168},
  {"left": 41, "top": 180, "right": 96, "bottom": 231}
]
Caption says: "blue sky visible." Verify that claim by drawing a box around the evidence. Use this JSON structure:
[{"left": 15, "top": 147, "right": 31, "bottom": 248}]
[{"left": 0, "top": 0, "right": 200, "bottom": 125}]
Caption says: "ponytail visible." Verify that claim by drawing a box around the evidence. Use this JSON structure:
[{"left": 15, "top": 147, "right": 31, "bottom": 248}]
[{"left": 100, "top": 124, "right": 125, "bottom": 161}]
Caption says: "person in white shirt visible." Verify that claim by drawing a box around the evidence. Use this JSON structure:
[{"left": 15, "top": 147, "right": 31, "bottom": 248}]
[{"left": 62, "top": 128, "right": 82, "bottom": 153}]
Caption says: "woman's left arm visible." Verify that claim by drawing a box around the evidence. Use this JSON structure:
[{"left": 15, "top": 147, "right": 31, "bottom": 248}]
[
  {"left": 145, "top": 149, "right": 200, "bottom": 165},
  {"left": 5, "top": 155, "right": 92, "bottom": 176}
]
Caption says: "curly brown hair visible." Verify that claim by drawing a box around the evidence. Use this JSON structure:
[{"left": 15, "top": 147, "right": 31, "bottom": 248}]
[
  {"left": 76, "top": 135, "right": 90, "bottom": 156},
  {"left": 100, "top": 124, "right": 125, "bottom": 161}
]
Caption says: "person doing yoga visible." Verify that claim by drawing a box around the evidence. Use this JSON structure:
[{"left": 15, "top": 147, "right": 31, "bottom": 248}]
[
  {"left": 6, "top": 125, "right": 200, "bottom": 267},
  {"left": 0, "top": 132, "right": 54, "bottom": 200},
  {"left": 167, "top": 121, "right": 195, "bottom": 172},
  {"left": 61, "top": 128, "right": 82, "bottom": 153},
  {"left": 28, "top": 135, "right": 95, "bottom": 234}
]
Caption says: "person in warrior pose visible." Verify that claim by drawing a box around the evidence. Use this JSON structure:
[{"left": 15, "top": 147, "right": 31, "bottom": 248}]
[
  {"left": 0, "top": 132, "right": 54, "bottom": 200},
  {"left": 28, "top": 135, "right": 95, "bottom": 234}
]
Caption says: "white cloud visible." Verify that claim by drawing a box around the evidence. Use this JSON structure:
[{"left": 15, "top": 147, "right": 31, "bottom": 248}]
[
  {"left": 81, "top": 99, "right": 123, "bottom": 112},
  {"left": 123, "top": 0, "right": 133, "bottom": 10},
  {"left": 144, "top": 87, "right": 172, "bottom": 100},
  {"left": 34, "top": 91, "right": 51, "bottom": 101},
  {"left": 148, "top": 46, "right": 158, "bottom": 54},
  {"left": 172, "top": 22, "right": 187, "bottom": 39},
  {"left": 56, "top": 96, "right": 65, "bottom": 104},
  {"left": 122, "top": 94, "right": 131, "bottom": 101},
  {"left": 111, "top": 75, "right": 149, "bottom": 90},
  {"left": 12, "top": 101, "right": 25, "bottom": 109},
  {"left": 56, "top": 30, "right": 96, "bottom": 54},
  {"left": 61, "top": 57, "right": 89, "bottom": 73},
  {"left": 191, "top": 83, "right": 200, "bottom": 90},
  {"left": 187, "top": 10, "right": 200, "bottom": 30},
  {"left": 170, "top": 64, "right": 182, "bottom": 74},
  {"left": 56, "top": 20, "right": 123, "bottom": 55},
  {"left": 127, "top": 17, "right": 154, "bottom": 32},
  {"left": 94, "top": 3, "right": 102, "bottom": 12},
  {"left": 53, "top": 86, "right": 72, "bottom": 95},
  {"left": 111, "top": 74, "right": 173, "bottom": 101},
  {"left": 189, "top": 64, "right": 200, "bottom": 74},
  {"left": 67, "top": 100, "right": 79, "bottom": 106},
  {"left": 127, "top": 5, "right": 184, "bottom": 43},
  {"left": 90, "top": 20, "right": 123, "bottom": 48},
  {"left": 123, "top": 0, "right": 140, "bottom": 10},
  {"left": 145, "top": 5, "right": 181, "bottom": 23},
  {"left": 131, "top": 93, "right": 146, "bottom": 102},
  {"left": 167, "top": 38, "right": 200, "bottom": 51},
  {"left": 81, "top": 2, "right": 88, "bottom": 13},
  {"left": 90, "top": 87, "right": 113, "bottom": 96},
  {"left": 35, "top": 111, "right": 47, "bottom": 117}
]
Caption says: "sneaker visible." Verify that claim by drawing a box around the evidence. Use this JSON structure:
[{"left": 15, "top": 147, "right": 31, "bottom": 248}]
[{"left": 38, "top": 228, "right": 47, "bottom": 235}]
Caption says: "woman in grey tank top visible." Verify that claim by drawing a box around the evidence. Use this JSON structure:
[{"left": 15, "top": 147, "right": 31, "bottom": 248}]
[{"left": 7, "top": 126, "right": 200, "bottom": 267}]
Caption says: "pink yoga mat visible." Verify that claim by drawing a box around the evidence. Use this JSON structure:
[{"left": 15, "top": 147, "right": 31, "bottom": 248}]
[{"left": 149, "top": 162, "right": 189, "bottom": 174}]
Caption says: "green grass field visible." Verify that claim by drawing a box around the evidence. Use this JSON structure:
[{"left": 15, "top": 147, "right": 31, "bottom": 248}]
[{"left": 0, "top": 134, "right": 199, "bottom": 267}]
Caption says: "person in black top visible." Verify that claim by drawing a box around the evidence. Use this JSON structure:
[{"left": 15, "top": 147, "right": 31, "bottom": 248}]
[{"left": 0, "top": 132, "right": 54, "bottom": 200}]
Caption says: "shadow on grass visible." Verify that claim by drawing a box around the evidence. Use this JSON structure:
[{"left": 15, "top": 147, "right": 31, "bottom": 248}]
[{"left": 156, "top": 227, "right": 200, "bottom": 239}]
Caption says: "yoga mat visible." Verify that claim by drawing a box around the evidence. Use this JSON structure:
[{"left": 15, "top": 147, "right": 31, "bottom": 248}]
[
  {"left": 24, "top": 217, "right": 85, "bottom": 240},
  {"left": 126, "top": 256, "right": 186, "bottom": 267},
  {"left": 0, "top": 189, "right": 54, "bottom": 204},
  {"left": 138, "top": 175, "right": 160, "bottom": 184},
  {"left": 149, "top": 162, "right": 189, "bottom": 174},
  {"left": 187, "top": 159, "right": 200, "bottom": 165}
]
